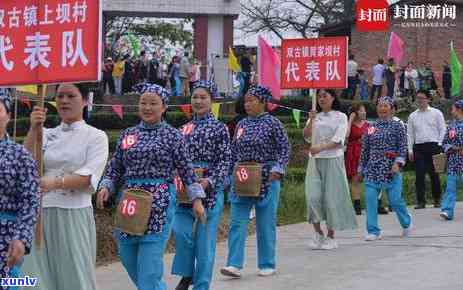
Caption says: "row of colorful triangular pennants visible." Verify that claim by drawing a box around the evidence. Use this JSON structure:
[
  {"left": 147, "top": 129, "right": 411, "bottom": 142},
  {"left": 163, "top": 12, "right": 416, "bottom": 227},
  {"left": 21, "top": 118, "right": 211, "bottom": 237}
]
[{"left": 16, "top": 97, "right": 306, "bottom": 127}]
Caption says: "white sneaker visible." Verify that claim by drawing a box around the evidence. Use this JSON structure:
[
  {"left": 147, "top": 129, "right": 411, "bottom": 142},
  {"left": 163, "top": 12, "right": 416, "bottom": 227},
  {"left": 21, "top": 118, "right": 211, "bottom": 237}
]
[
  {"left": 220, "top": 266, "right": 242, "bottom": 278},
  {"left": 402, "top": 216, "right": 414, "bottom": 237},
  {"left": 321, "top": 237, "right": 338, "bottom": 250},
  {"left": 365, "top": 233, "right": 382, "bottom": 241},
  {"left": 309, "top": 232, "right": 325, "bottom": 250},
  {"left": 249, "top": 207, "right": 256, "bottom": 220},
  {"left": 440, "top": 211, "right": 451, "bottom": 221},
  {"left": 258, "top": 268, "right": 276, "bottom": 277}
]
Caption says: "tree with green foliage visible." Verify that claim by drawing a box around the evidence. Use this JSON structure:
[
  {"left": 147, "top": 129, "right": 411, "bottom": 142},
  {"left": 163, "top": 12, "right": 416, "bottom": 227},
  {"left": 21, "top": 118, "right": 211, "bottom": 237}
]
[{"left": 104, "top": 15, "right": 193, "bottom": 56}]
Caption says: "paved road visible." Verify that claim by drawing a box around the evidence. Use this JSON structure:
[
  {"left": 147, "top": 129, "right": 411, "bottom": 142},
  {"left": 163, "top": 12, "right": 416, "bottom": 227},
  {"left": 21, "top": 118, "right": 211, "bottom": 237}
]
[{"left": 97, "top": 203, "right": 463, "bottom": 290}]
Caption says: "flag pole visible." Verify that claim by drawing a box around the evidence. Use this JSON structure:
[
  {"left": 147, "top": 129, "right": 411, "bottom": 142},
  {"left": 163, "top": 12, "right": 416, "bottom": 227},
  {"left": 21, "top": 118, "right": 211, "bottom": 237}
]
[
  {"left": 12, "top": 88, "right": 18, "bottom": 142},
  {"left": 33, "top": 84, "right": 45, "bottom": 248}
]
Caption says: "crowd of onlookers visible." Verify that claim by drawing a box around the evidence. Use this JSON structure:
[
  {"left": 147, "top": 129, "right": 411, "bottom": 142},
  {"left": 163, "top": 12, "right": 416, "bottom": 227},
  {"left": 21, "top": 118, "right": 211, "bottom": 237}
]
[
  {"left": 99, "top": 48, "right": 456, "bottom": 105},
  {"left": 342, "top": 55, "right": 453, "bottom": 101},
  {"left": 101, "top": 50, "right": 201, "bottom": 97},
  {"left": 99, "top": 46, "right": 260, "bottom": 101}
]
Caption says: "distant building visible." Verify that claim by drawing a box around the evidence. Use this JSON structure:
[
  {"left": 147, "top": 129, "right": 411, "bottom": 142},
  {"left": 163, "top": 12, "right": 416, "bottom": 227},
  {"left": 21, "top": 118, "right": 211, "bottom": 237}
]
[
  {"left": 318, "top": 0, "right": 463, "bottom": 95},
  {"left": 103, "top": 0, "right": 240, "bottom": 78}
]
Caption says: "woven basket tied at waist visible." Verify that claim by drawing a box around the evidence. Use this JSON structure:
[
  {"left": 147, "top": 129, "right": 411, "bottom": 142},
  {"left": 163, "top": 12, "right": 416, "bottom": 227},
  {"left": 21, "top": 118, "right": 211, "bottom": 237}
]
[
  {"left": 115, "top": 188, "right": 153, "bottom": 236},
  {"left": 175, "top": 168, "right": 207, "bottom": 204},
  {"left": 432, "top": 153, "right": 447, "bottom": 174},
  {"left": 234, "top": 162, "right": 263, "bottom": 197}
]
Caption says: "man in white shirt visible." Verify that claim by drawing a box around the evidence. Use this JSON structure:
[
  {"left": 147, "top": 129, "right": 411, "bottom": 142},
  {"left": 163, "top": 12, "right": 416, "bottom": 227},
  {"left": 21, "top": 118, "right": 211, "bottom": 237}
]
[
  {"left": 407, "top": 90, "right": 446, "bottom": 209},
  {"left": 370, "top": 58, "right": 385, "bottom": 101},
  {"left": 342, "top": 54, "right": 359, "bottom": 99}
]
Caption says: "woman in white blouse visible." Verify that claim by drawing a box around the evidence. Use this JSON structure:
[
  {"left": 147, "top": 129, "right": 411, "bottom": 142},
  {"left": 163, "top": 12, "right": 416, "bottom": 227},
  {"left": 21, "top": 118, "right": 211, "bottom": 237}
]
[
  {"left": 22, "top": 83, "right": 109, "bottom": 290},
  {"left": 303, "top": 89, "right": 357, "bottom": 250}
]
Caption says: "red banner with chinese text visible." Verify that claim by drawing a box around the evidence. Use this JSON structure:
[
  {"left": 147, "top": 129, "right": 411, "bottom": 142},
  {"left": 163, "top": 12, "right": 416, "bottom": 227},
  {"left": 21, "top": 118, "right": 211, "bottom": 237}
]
[
  {"left": 280, "top": 37, "right": 348, "bottom": 89},
  {"left": 0, "top": 0, "right": 101, "bottom": 86}
]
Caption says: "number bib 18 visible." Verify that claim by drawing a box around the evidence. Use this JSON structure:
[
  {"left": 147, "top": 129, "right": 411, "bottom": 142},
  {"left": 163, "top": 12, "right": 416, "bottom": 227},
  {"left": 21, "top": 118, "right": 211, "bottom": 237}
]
[{"left": 233, "top": 162, "right": 263, "bottom": 197}]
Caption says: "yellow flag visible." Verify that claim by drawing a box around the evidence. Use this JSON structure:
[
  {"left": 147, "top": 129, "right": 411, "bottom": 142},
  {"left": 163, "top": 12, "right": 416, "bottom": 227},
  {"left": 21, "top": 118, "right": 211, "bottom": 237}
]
[
  {"left": 228, "top": 47, "right": 241, "bottom": 73},
  {"left": 48, "top": 101, "right": 57, "bottom": 108},
  {"left": 211, "top": 103, "right": 221, "bottom": 119},
  {"left": 16, "top": 85, "right": 47, "bottom": 95},
  {"left": 16, "top": 85, "right": 38, "bottom": 94}
]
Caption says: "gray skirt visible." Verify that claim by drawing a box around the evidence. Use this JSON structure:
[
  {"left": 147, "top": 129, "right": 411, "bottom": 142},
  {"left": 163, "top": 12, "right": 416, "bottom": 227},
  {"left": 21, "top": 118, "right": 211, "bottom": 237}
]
[
  {"left": 21, "top": 207, "right": 97, "bottom": 290},
  {"left": 305, "top": 156, "right": 358, "bottom": 231}
]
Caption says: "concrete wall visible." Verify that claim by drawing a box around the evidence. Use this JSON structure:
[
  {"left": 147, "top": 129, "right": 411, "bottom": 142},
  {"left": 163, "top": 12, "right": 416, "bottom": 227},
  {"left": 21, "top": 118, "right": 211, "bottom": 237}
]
[
  {"left": 103, "top": 0, "right": 240, "bottom": 17},
  {"left": 208, "top": 16, "right": 225, "bottom": 58},
  {"left": 103, "top": 0, "right": 237, "bottom": 80}
]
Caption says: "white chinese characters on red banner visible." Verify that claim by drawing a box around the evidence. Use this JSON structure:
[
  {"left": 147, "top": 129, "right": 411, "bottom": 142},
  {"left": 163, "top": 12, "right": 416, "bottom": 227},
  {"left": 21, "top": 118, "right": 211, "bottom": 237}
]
[
  {"left": 280, "top": 37, "right": 348, "bottom": 89},
  {"left": 0, "top": 0, "right": 101, "bottom": 85}
]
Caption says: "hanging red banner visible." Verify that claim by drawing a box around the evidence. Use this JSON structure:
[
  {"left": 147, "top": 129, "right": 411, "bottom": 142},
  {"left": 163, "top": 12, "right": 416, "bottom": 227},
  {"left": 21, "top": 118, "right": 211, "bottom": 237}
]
[{"left": 280, "top": 37, "right": 348, "bottom": 89}]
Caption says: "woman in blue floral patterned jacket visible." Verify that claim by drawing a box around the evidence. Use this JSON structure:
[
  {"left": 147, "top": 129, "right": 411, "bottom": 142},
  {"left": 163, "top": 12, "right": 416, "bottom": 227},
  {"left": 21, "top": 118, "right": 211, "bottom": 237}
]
[
  {"left": 220, "top": 85, "right": 290, "bottom": 279},
  {"left": 0, "top": 91, "right": 40, "bottom": 289},
  {"left": 97, "top": 83, "right": 206, "bottom": 290},
  {"left": 359, "top": 96, "right": 413, "bottom": 241},
  {"left": 440, "top": 100, "right": 463, "bottom": 221},
  {"left": 171, "top": 80, "right": 231, "bottom": 290}
]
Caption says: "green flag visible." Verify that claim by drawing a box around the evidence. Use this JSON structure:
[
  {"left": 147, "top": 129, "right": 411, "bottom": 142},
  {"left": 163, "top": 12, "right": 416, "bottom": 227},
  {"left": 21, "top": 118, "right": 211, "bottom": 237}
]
[
  {"left": 292, "top": 109, "right": 301, "bottom": 128},
  {"left": 450, "top": 41, "right": 462, "bottom": 97},
  {"left": 128, "top": 33, "right": 140, "bottom": 57}
]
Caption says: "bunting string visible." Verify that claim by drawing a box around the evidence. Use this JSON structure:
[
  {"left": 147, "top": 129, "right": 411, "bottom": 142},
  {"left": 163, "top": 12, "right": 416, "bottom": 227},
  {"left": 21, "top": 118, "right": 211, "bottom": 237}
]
[
  {"left": 15, "top": 96, "right": 311, "bottom": 112},
  {"left": 13, "top": 95, "right": 310, "bottom": 126}
]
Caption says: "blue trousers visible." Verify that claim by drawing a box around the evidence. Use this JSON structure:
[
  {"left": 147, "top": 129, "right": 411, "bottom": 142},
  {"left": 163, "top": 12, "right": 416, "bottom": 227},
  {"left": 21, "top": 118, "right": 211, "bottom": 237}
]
[
  {"left": 0, "top": 213, "right": 21, "bottom": 290},
  {"left": 347, "top": 77, "right": 357, "bottom": 99},
  {"left": 441, "top": 174, "right": 461, "bottom": 220},
  {"left": 365, "top": 174, "right": 411, "bottom": 235},
  {"left": 8, "top": 266, "right": 21, "bottom": 290},
  {"left": 175, "top": 76, "right": 181, "bottom": 96},
  {"left": 359, "top": 80, "right": 369, "bottom": 101},
  {"left": 171, "top": 192, "right": 224, "bottom": 290},
  {"left": 118, "top": 201, "right": 175, "bottom": 290},
  {"left": 226, "top": 181, "right": 280, "bottom": 270}
]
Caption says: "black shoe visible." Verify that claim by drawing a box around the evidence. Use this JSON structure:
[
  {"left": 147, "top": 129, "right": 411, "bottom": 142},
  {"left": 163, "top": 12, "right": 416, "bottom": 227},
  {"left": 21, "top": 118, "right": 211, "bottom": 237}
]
[
  {"left": 377, "top": 198, "right": 388, "bottom": 214},
  {"left": 354, "top": 200, "right": 362, "bottom": 215},
  {"left": 378, "top": 207, "right": 389, "bottom": 215},
  {"left": 414, "top": 204, "right": 426, "bottom": 209},
  {"left": 175, "top": 277, "right": 192, "bottom": 290}
]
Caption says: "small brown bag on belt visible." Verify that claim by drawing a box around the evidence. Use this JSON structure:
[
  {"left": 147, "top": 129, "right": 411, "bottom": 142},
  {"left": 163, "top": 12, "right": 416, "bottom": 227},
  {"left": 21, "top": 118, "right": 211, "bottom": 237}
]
[
  {"left": 115, "top": 188, "right": 153, "bottom": 236},
  {"left": 234, "top": 162, "right": 262, "bottom": 197},
  {"left": 175, "top": 168, "right": 206, "bottom": 204},
  {"left": 432, "top": 153, "right": 447, "bottom": 173}
]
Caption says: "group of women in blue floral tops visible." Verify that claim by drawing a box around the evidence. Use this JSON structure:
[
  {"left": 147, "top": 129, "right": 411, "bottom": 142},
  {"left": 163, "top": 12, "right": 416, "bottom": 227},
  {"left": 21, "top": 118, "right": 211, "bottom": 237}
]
[
  {"left": 95, "top": 81, "right": 290, "bottom": 290},
  {"left": 1, "top": 80, "right": 463, "bottom": 290}
]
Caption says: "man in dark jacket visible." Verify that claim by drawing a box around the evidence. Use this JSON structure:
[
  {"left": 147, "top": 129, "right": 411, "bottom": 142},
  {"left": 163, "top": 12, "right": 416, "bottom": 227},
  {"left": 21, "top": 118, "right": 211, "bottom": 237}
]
[
  {"left": 148, "top": 52, "right": 161, "bottom": 85},
  {"left": 442, "top": 61, "right": 452, "bottom": 99},
  {"left": 385, "top": 58, "right": 396, "bottom": 98}
]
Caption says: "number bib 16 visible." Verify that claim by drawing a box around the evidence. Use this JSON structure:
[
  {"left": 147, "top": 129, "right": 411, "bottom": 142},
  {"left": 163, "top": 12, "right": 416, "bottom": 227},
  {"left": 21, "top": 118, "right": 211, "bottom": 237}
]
[
  {"left": 115, "top": 188, "right": 153, "bottom": 236},
  {"left": 119, "top": 198, "right": 137, "bottom": 216}
]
